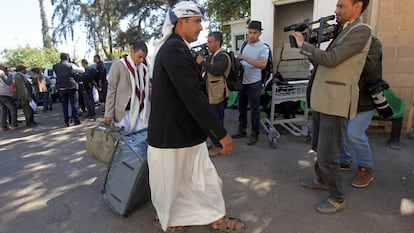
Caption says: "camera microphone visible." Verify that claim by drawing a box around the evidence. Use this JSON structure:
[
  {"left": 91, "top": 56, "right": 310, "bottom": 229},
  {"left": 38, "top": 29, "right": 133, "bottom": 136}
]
[
  {"left": 324, "top": 15, "right": 335, "bottom": 21},
  {"left": 283, "top": 23, "right": 299, "bottom": 32}
]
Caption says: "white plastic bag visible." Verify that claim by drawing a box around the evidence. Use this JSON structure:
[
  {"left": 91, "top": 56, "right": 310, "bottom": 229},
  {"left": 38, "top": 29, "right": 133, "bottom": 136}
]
[
  {"left": 29, "top": 100, "right": 38, "bottom": 112},
  {"left": 92, "top": 85, "right": 99, "bottom": 103}
]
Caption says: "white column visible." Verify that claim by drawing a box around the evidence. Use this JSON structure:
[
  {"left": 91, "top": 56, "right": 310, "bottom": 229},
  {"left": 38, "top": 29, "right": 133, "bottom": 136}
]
[{"left": 251, "top": 0, "right": 274, "bottom": 49}]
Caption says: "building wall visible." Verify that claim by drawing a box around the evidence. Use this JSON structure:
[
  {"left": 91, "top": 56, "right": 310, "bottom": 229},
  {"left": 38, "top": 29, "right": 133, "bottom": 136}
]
[
  {"left": 226, "top": 19, "right": 249, "bottom": 52},
  {"left": 375, "top": 0, "right": 414, "bottom": 133},
  {"left": 251, "top": 0, "right": 275, "bottom": 50}
]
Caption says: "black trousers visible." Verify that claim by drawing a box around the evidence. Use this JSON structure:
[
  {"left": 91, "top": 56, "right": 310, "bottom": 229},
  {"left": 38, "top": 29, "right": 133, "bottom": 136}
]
[{"left": 313, "top": 112, "right": 346, "bottom": 202}]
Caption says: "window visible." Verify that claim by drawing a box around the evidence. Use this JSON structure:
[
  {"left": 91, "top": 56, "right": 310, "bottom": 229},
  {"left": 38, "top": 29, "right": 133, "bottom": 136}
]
[{"left": 235, "top": 34, "right": 247, "bottom": 51}]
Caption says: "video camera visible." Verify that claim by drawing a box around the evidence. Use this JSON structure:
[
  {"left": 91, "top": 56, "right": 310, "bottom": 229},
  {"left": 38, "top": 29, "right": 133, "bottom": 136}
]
[
  {"left": 190, "top": 43, "right": 209, "bottom": 59},
  {"left": 284, "top": 15, "right": 338, "bottom": 48}
]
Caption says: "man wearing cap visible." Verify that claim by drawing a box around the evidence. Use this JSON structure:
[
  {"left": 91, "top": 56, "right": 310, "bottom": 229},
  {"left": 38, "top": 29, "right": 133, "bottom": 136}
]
[
  {"left": 233, "top": 20, "right": 269, "bottom": 146},
  {"left": 148, "top": 1, "right": 246, "bottom": 232},
  {"left": 0, "top": 63, "right": 18, "bottom": 130}
]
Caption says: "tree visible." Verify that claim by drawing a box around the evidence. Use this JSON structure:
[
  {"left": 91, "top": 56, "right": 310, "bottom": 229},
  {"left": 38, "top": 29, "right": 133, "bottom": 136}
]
[
  {"left": 38, "top": 0, "right": 53, "bottom": 49},
  {"left": 51, "top": 0, "right": 179, "bottom": 60},
  {"left": 1, "top": 46, "right": 60, "bottom": 69},
  {"left": 114, "top": 0, "right": 175, "bottom": 48},
  {"left": 51, "top": 0, "right": 121, "bottom": 60},
  {"left": 204, "top": 0, "right": 251, "bottom": 47}
]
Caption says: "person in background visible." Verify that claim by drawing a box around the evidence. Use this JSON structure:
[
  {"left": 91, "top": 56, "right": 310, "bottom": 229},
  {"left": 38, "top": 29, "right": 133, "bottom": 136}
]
[
  {"left": 53, "top": 53, "right": 81, "bottom": 127},
  {"left": 340, "top": 35, "right": 383, "bottom": 188},
  {"left": 293, "top": 0, "right": 371, "bottom": 214},
  {"left": 80, "top": 59, "right": 96, "bottom": 118},
  {"left": 14, "top": 65, "right": 37, "bottom": 127},
  {"left": 104, "top": 41, "right": 150, "bottom": 133},
  {"left": 233, "top": 20, "right": 269, "bottom": 146},
  {"left": 148, "top": 1, "right": 247, "bottom": 232},
  {"left": 31, "top": 68, "right": 49, "bottom": 112},
  {"left": 196, "top": 31, "right": 230, "bottom": 156},
  {"left": 94, "top": 55, "right": 107, "bottom": 103},
  {"left": 0, "top": 63, "right": 18, "bottom": 130}
]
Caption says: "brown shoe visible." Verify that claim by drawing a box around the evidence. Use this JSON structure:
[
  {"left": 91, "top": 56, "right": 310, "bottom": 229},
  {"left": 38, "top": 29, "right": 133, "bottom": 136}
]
[
  {"left": 352, "top": 166, "right": 374, "bottom": 188},
  {"left": 209, "top": 146, "right": 222, "bottom": 157}
]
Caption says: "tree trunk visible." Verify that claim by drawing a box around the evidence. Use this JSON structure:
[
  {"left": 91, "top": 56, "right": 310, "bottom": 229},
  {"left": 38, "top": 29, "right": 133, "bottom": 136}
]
[{"left": 38, "top": 0, "right": 53, "bottom": 48}]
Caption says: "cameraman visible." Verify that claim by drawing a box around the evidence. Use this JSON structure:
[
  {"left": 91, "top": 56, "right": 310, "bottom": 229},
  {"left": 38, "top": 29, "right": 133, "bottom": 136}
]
[
  {"left": 292, "top": 0, "right": 372, "bottom": 214},
  {"left": 339, "top": 36, "right": 384, "bottom": 188},
  {"left": 196, "top": 31, "right": 230, "bottom": 156}
]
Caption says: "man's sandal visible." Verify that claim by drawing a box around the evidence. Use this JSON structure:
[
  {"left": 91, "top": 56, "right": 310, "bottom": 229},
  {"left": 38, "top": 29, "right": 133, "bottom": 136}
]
[
  {"left": 211, "top": 216, "right": 247, "bottom": 232},
  {"left": 154, "top": 216, "right": 186, "bottom": 232}
]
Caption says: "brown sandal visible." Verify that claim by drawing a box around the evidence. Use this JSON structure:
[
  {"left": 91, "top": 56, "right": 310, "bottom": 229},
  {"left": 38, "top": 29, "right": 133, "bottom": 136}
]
[
  {"left": 154, "top": 216, "right": 186, "bottom": 232},
  {"left": 166, "top": 226, "right": 186, "bottom": 232},
  {"left": 212, "top": 216, "right": 247, "bottom": 232}
]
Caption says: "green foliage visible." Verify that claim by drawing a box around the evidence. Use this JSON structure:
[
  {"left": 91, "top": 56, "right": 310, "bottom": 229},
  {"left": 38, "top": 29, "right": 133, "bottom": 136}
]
[
  {"left": 205, "top": 0, "right": 250, "bottom": 22},
  {"left": 204, "top": 0, "right": 251, "bottom": 48},
  {"left": 51, "top": 0, "right": 180, "bottom": 60},
  {"left": 1, "top": 46, "right": 60, "bottom": 69}
]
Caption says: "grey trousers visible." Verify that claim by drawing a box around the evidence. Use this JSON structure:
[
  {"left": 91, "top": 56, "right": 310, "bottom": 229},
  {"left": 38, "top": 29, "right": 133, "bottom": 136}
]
[{"left": 313, "top": 112, "right": 346, "bottom": 202}]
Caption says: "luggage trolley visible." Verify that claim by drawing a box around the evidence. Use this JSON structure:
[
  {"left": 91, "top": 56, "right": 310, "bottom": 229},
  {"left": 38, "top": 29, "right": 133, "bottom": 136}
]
[{"left": 260, "top": 44, "right": 311, "bottom": 148}]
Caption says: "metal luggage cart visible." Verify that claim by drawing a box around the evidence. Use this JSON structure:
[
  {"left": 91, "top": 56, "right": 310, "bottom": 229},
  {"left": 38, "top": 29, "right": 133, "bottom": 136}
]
[{"left": 261, "top": 79, "right": 311, "bottom": 148}]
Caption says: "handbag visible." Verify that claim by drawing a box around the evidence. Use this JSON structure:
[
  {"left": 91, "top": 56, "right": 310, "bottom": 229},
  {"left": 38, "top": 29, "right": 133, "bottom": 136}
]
[{"left": 86, "top": 124, "right": 123, "bottom": 166}]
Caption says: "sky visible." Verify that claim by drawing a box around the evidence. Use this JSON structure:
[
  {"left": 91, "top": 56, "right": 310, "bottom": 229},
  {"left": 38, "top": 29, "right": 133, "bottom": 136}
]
[
  {"left": 0, "top": 0, "right": 93, "bottom": 61},
  {"left": 0, "top": 0, "right": 209, "bottom": 63}
]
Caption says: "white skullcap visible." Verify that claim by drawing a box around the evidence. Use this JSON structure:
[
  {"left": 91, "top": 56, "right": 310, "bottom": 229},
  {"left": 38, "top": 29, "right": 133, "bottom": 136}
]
[
  {"left": 162, "top": 1, "right": 205, "bottom": 36},
  {"left": 151, "top": 1, "right": 205, "bottom": 73}
]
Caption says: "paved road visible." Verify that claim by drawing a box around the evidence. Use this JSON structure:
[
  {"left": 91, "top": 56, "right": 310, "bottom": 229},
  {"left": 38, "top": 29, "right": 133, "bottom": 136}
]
[{"left": 1, "top": 103, "right": 413, "bottom": 233}]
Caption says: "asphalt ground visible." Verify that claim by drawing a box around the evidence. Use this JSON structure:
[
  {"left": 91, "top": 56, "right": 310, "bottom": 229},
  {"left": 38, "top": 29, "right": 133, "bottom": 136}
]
[{"left": 0, "top": 103, "right": 413, "bottom": 233}]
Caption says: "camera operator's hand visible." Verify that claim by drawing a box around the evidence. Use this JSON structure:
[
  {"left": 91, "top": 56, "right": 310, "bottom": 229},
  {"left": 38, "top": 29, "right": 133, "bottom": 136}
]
[
  {"left": 196, "top": 54, "right": 204, "bottom": 64},
  {"left": 104, "top": 117, "right": 114, "bottom": 125},
  {"left": 292, "top": 32, "right": 305, "bottom": 48}
]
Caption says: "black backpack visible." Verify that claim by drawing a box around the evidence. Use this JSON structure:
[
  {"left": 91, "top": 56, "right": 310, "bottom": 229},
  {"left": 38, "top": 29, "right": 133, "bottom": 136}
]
[
  {"left": 224, "top": 51, "right": 244, "bottom": 91},
  {"left": 240, "top": 41, "right": 273, "bottom": 85}
]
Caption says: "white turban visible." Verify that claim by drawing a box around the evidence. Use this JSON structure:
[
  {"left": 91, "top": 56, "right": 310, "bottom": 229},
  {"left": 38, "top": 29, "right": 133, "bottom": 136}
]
[{"left": 151, "top": 1, "right": 205, "bottom": 70}]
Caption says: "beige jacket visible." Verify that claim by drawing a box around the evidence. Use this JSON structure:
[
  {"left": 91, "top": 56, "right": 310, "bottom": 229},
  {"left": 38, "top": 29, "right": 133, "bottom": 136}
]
[
  {"left": 301, "top": 18, "right": 372, "bottom": 119},
  {"left": 204, "top": 51, "right": 230, "bottom": 104}
]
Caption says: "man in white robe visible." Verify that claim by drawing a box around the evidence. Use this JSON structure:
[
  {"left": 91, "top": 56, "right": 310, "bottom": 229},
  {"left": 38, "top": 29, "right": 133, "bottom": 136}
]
[{"left": 148, "top": 1, "right": 247, "bottom": 232}]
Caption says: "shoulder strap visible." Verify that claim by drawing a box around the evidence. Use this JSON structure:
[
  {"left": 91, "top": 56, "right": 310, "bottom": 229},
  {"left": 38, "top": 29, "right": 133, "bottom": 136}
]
[
  {"left": 222, "top": 52, "right": 232, "bottom": 78},
  {"left": 240, "top": 41, "right": 248, "bottom": 55}
]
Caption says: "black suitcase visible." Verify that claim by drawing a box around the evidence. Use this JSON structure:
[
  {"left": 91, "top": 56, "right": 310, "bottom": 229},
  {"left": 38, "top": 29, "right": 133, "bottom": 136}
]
[{"left": 102, "top": 129, "right": 151, "bottom": 216}]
